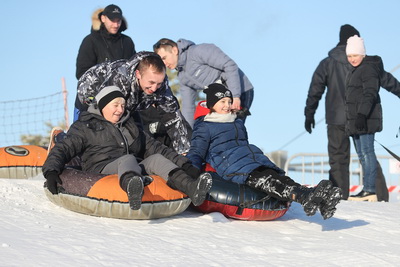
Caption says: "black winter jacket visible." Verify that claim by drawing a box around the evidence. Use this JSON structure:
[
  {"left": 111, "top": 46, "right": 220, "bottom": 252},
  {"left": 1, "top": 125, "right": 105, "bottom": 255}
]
[
  {"left": 305, "top": 45, "right": 400, "bottom": 125},
  {"left": 345, "top": 56, "right": 383, "bottom": 136},
  {"left": 42, "top": 109, "right": 189, "bottom": 176},
  {"left": 76, "top": 25, "right": 136, "bottom": 79}
]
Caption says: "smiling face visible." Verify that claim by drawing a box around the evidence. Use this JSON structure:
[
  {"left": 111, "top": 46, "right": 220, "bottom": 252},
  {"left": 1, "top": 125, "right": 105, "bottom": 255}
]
[
  {"left": 101, "top": 97, "right": 125, "bottom": 124},
  {"left": 212, "top": 97, "right": 232, "bottom": 114},
  {"left": 156, "top": 46, "right": 179, "bottom": 70},
  {"left": 135, "top": 66, "right": 166, "bottom": 95},
  {"left": 347, "top": 54, "right": 365, "bottom": 67}
]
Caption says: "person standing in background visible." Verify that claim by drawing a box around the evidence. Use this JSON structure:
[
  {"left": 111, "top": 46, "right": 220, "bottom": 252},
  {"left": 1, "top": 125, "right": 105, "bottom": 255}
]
[
  {"left": 304, "top": 24, "right": 400, "bottom": 201},
  {"left": 74, "top": 4, "right": 136, "bottom": 121},
  {"left": 153, "top": 38, "right": 253, "bottom": 127}
]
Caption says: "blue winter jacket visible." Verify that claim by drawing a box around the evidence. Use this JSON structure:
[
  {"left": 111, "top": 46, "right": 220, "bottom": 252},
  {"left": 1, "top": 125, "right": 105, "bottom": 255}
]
[
  {"left": 176, "top": 39, "right": 253, "bottom": 126},
  {"left": 186, "top": 113, "right": 283, "bottom": 184}
]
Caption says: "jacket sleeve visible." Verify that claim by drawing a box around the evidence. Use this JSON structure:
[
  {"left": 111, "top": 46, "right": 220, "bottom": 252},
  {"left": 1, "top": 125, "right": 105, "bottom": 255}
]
[
  {"left": 359, "top": 64, "right": 380, "bottom": 116},
  {"left": 304, "top": 58, "right": 329, "bottom": 118},
  {"left": 42, "top": 124, "right": 86, "bottom": 176},
  {"left": 381, "top": 71, "right": 400, "bottom": 98},
  {"left": 76, "top": 35, "right": 97, "bottom": 80},
  {"left": 157, "top": 90, "right": 192, "bottom": 155},
  {"left": 126, "top": 118, "right": 190, "bottom": 167},
  {"left": 186, "top": 119, "right": 210, "bottom": 170},
  {"left": 194, "top": 44, "right": 242, "bottom": 98}
]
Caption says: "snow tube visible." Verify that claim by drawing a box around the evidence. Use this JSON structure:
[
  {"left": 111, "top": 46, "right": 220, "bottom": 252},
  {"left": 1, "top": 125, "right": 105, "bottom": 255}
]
[
  {"left": 194, "top": 172, "right": 290, "bottom": 221},
  {"left": 0, "top": 145, "right": 47, "bottom": 179},
  {"left": 192, "top": 102, "right": 290, "bottom": 221},
  {"left": 44, "top": 168, "right": 191, "bottom": 220}
]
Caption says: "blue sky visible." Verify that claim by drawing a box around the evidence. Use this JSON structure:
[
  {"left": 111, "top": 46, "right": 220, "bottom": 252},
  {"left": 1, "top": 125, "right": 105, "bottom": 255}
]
[{"left": 2, "top": 0, "right": 400, "bottom": 159}]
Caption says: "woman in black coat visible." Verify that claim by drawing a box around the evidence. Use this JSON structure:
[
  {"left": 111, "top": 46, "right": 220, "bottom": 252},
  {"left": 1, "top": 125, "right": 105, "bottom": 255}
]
[{"left": 345, "top": 36, "right": 383, "bottom": 201}]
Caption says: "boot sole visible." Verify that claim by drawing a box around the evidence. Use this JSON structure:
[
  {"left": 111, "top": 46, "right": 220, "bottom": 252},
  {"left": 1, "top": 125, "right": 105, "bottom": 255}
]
[
  {"left": 191, "top": 173, "right": 213, "bottom": 206},
  {"left": 320, "top": 187, "right": 343, "bottom": 220},
  {"left": 348, "top": 194, "right": 377, "bottom": 202},
  {"left": 127, "top": 177, "right": 144, "bottom": 210},
  {"left": 303, "top": 180, "right": 333, "bottom": 216}
]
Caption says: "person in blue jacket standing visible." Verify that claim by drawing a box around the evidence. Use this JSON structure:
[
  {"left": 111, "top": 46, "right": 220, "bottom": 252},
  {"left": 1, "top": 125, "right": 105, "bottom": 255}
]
[
  {"left": 186, "top": 83, "right": 342, "bottom": 220},
  {"left": 153, "top": 38, "right": 254, "bottom": 127}
]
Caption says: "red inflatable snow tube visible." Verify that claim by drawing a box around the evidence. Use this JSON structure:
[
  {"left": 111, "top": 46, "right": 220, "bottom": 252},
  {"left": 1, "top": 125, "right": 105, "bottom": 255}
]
[{"left": 193, "top": 169, "right": 290, "bottom": 221}]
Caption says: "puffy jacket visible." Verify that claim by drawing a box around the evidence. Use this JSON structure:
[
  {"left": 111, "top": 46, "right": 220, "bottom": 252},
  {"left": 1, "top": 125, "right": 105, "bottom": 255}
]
[
  {"left": 43, "top": 108, "right": 189, "bottom": 176},
  {"left": 176, "top": 39, "right": 253, "bottom": 126},
  {"left": 186, "top": 102, "right": 283, "bottom": 184},
  {"left": 345, "top": 56, "right": 383, "bottom": 135},
  {"left": 76, "top": 51, "right": 191, "bottom": 154},
  {"left": 305, "top": 45, "right": 400, "bottom": 125},
  {"left": 76, "top": 26, "right": 135, "bottom": 79}
]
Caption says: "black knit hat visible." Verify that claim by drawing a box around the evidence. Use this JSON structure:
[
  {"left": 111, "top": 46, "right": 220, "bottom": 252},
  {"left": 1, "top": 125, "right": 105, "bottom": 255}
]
[
  {"left": 203, "top": 83, "right": 233, "bottom": 109},
  {"left": 338, "top": 24, "right": 360, "bottom": 46},
  {"left": 95, "top": 86, "right": 125, "bottom": 112},
  {"left": 99, "top": 4, "right": 123, "bottom": 20}
]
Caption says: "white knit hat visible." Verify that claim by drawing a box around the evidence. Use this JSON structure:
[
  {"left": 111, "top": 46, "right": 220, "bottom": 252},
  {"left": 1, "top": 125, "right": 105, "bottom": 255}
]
[{"left": 346, "top": 35, "right": 366, "bottom": 56}]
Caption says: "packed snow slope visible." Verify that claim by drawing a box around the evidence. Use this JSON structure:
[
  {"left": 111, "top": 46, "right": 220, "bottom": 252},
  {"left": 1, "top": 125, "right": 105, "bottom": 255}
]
[{"left": 1, "top": 175, "right": 399, "bottom": 266}]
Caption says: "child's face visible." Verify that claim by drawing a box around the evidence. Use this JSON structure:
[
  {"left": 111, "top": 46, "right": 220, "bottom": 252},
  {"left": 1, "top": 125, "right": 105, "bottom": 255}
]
[
  {"left": 347, "top": 54, "right": 365, "bottom": 67},
  {"left": 102, "top": 97, "right": 125, "bottom": 124},
  {"left": 213, "top": 97, "right": 232, "bottom": 114}
]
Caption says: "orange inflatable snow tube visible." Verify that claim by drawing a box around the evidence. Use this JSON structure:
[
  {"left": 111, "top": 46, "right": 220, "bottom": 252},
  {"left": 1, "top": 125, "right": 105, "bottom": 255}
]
[
  {"left": 44, "top": 168, "right": 191, "bottom": 220},
  {"left": 0, "top": 145, "right": 47, "bottom": 178}
]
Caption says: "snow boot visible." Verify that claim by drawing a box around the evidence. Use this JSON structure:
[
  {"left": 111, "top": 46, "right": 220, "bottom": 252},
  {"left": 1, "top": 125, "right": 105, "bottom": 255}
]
[
  {"left": 246, "top": 172, "right": 335, "bottom": 217},
  {"left": 348, "top": 190, "right": 377, "bottom": 202},
  {"left": 319, "top": 186, "right": 343, "bottom": 220},
  {"left": 291, "top": 180, "right": 336, "bottom": 217},
  {"left": 167, "top": 169, "right": 213, "bottom": 206},
  {"left": 120, "top": 172, "right": 144, "bottom": 210}
]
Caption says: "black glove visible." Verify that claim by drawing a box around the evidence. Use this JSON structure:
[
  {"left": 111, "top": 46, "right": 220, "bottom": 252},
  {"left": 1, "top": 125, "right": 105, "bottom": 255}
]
[
  {"left": 182, "top": 162, "right": 201, "bottom": 179},
  {"left": 355, "top": 114, "right": 367, "bottom": 131},
  {"left": 148, "top": 121, "right": 166, "bottom": 134},
  {"left": 45, "top": 171, "right": 62, "bottom": 194},
  {"left": 305, "top": 117, "right": 315, "bottom": 134},
  {"left": 236, "top": 108, "right": 251, "bottom": 120}
]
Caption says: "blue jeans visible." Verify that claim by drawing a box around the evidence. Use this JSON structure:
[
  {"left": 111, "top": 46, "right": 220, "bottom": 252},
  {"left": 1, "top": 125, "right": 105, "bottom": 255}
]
[{"left": 352, "top": 134, "right": 377, "bottom": 193}]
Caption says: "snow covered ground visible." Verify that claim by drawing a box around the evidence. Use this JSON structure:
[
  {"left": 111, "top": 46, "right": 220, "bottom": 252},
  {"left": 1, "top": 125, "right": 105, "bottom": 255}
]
[{"left": 1, "top": 175, "right": 400, "bottom": 266}]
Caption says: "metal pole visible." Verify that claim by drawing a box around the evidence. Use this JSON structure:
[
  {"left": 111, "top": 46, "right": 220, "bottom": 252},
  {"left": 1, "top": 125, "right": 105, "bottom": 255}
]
[{"left": 61, "top": 77, "right": 70, "bottom": 130}]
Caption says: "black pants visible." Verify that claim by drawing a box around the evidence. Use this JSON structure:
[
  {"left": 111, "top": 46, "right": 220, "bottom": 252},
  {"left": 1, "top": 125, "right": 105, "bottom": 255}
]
[{"left": 327, "top": 124, "right": 388, "bottom": 201}]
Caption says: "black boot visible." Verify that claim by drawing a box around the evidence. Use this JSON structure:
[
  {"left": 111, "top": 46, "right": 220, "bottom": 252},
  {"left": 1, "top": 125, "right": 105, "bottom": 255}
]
[
  {"left": 291, "top": 181, "right": 332, "bottom": 216},
  {"left": 167, "top": 169, "right": 213, "bottom": 206},
  {"left": 319, "top": 186, "right": 343, "bottom": 220},
  {"left": 120, "top": 172, "right": 144, "bottom": 210},
  {"left": 246, "top": 171, "right": 339, "bottom": 217}
]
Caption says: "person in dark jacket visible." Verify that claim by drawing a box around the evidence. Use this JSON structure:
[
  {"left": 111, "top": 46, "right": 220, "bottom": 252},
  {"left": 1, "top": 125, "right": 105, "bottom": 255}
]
[
  {"left": 76, "top": 4, "right": 136, "bottom": 79},
  {"left": 153, "top": 38, "right": 253, "bottom": 127},
  {"left": 186, "top": 83, "right": 342, "bottom": 220},
  {"left": 344, "top": 36, "right": 387, "bottom": 201},
  {"left": 76, "top": 52, "right": 191, "bottom": 155},
  {"left": 43, "top": 86, "right": 212, "bottom": 210},
  {"left": 74, "top": 4, "right": 136, "bottom": 121},
  {"left": 304, "top": 24, "right": 400, "bottom": 201}
]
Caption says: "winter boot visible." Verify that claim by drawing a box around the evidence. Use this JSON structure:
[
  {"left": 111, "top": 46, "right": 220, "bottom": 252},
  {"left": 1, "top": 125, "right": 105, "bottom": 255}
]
[
  {"left": 120, "top": 172, "right": 144, "bottom": 210},
  {"left": 246, "top": 172, "right": 335, "bottom": 217},
  {"left": 167, "top": 169, "right": 213, "bottom": 206},
  {"left": 291, "top": 180, "right": 335, "bottom": 216},
  {"left": 319, "top": 186, "right": 343, "bottom": 220},
  {"left": 348, "top": 190, "right": 377, "bottom": 202}
]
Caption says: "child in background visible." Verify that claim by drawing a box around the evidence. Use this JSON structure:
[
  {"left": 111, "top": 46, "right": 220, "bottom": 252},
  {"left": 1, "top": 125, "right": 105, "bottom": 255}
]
[{"left": 186, "top": 83, "right": 342, "bottom": 219}]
